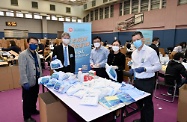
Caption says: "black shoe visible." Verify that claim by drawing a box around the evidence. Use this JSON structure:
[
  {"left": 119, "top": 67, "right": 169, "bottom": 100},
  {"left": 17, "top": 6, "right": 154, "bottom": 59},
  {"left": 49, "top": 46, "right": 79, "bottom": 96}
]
[
  {"left": 31, "top": 110, "right": 40, "bottom": 115},
  {"left": 24, "top": 117, "right": 36, "bottom": 122},
  {"left": 133, "top": 119, "right": 141, "bottom": 122}
]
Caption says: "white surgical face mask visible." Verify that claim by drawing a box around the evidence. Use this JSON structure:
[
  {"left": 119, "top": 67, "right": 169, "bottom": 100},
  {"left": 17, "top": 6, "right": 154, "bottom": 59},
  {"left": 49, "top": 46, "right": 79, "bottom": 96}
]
[
  {"left": 112, "top": 46, "right": 120, "bottom": 52},
  {"left": 63, "top": 39, "right": 70, "bottom": 45},
  {"left": 94, "top": 42, "right": 100, "bottom": 48}
]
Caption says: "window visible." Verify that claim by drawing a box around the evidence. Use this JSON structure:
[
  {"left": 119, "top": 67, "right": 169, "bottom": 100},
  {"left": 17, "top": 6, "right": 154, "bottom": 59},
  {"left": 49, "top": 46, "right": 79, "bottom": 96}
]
[
  {"left": 50, "top": 4, "right": 55, "bottom": 11},
  {"left": 65, "top": 17, "right": 71, "bottom": 22},
  {"left": 99, "top": 8, "right": 103, "bottom": 19},
  {"left": 59, "top": 17, "right": 64, "bottom": 21},
  {"left": 132, "top": 0, "right": 139, "bottom": 14},
  {"left": 77, "top": 19, "right": 82, "bottom": 23},
  {"left": 46, "top": 16, "right": 50, "bottom": 20},
  {"left": 34, "top": 13, "right": 42, "bottom": 19},
  {"left": 6, "top": 11, "right": 14, "bottom": 17},
  {"left": 151, "top": 0, "right": 160, "bottom": 10},
  {"left": 119, "top": 3, "right": 123, "bottom": 16},
  {"left": 11, "top": 0, "right": 18, "bottom": 6},
  {"left": 32, "top": 1, "right": 38, "bottom": 9},
  {"left": 0, "top": 11, "right": 4, "bottom": 16},
  {"left": 90, "top": 11, "right": 93, "bottom": 21},
  {"left": 66, "top": 7, "right": 71, "bottom": 13},
  {"left": 95, "top": 9, "right": 98, "bottom": 20},
  {"left": 162, "top": 0, "right": 166, "bottom": 8},
  {"left": 51, "top": 15, "right": 57, "bottom": 20},
  {"left": 72, "top": 17, "right": 77, "bottom": 22},
  {"left": 110, "top": 5, "right": 114, "bottom": 17},
  {"left": 124, "top": 0, "right": 130, "bottom": 15},
  {"left": 178, "top": 0, "right": 187, "bottom": 5},
  {"left": 25, "top": 13, "right": 32, "bottom": 18},
  {"left": 84, "top": 4, "right": 87, "bottom": 9},
  {"left": 105, "top": 7, "right": 109, "bottom": 18},
  {"left": 141, "top": 0, "right": 149, "bottom": 12},
  {"left": 16, "top": 11, "right": 23, "bottom": 17},
  {"left": 103, "top": 0, "right": 108, "bottom": 3},
  {"left": 92, "top": 0, "right": 96, "bottom": 7}
]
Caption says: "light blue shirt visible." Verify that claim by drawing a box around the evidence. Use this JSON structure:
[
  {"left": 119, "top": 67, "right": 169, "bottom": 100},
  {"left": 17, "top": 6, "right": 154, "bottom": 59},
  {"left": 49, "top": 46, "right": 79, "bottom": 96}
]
[{"left": 90, "top": 46, "right": 109, "bottom": 68}]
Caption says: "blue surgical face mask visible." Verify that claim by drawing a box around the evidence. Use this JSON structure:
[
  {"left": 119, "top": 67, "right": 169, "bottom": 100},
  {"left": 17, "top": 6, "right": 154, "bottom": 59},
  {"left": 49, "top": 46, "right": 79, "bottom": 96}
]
[
  {"left": 133, "top": 40, "right": 142, "bottom": 49},
  {"left": 29, "top": 44, "right": 38, "bottom": 50}
]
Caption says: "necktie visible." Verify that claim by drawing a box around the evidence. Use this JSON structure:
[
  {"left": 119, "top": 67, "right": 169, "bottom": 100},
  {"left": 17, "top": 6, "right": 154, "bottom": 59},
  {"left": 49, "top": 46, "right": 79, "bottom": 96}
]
[{"left": 64, "top": 47, "right": 68, "bottom": 67}]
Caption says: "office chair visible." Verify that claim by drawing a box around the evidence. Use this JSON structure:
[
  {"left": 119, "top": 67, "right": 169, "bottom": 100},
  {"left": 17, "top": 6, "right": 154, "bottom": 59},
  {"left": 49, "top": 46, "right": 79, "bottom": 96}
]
[{"left": 154, "top": 73, "right": 177, "bottom": 102}]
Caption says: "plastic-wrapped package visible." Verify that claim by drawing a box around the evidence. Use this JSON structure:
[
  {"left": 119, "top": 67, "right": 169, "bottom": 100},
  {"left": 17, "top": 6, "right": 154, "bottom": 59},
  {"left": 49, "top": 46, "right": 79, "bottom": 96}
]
[
  {"left": 73, "top": 90, "right": 87, "bottom": 99},
  {"left": 50, "top": 59, "right": 63, "bottom": 70},
  {"left": 38, "top": 76, "right": 50, "bottom": 85},
  {"left": 46, "top": 78, "right": 58, "bottom": 87},
  {"left": 53, "top": 81, "right": 72, "bottom": 94},
  {"left": 80, "top": 93, "right": 99, "bottom": 106},
  {"left": 105, "top": 63, "right": 117, "bottom": 81},
  {"left": 51, "top": 72, "right": 60, "bottom": 80},
  {"left": 66, "top": 83, "right": 83, "bottom": 96}
]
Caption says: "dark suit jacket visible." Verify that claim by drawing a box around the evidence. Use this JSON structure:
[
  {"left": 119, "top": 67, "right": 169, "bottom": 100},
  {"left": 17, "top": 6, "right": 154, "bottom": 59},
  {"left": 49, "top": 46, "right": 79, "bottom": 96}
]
[
  {"left": 150, "top": 44, "right": 159, "bottom": 57},
  {"left": 52, "top": 44, "right": 75, "bottom": 73}
]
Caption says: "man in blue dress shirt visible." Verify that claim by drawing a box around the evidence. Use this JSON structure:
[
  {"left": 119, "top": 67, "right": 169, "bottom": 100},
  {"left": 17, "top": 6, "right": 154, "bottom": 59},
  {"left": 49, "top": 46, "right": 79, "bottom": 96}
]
[{"left": 90, "top": 36, "right": 109, "bottom": 78}]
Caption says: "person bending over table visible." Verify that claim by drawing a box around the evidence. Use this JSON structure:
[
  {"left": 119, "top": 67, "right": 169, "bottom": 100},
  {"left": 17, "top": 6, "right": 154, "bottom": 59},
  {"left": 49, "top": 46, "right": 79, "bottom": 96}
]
[
  {"left": 2, "top": 40, "right": 21, "bottom": 54},
  {"left": 165, "top": 52, "right": 187, "bottom": 95},
  {"left": 90, "top": 36, "right": 109, "bottom": 78},
  {"left": 129, "top": 31, "right": 161, "bottom": 122},
  {"left": 107, "top": 40, "right": 125, "bottom": 83}
]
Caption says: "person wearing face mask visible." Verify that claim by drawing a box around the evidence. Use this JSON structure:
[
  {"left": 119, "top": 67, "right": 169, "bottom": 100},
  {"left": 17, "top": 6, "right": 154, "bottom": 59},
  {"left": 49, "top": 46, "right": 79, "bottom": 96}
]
[
  {"left": 165, "top": 52, "right": 187, "bottom": 96},
  {"left": 129, "top": 31, "right": 161, "bottom": 122},
  {"left": 52, "top": 32, "right": 75, "bottom": 73},
  {"left": 90, "top": 36, "right": 109, "bottom": 78},
  {"left": 107, "top": 40, "right": 125, "bottom": 83},
  {"left": 18, "top": 37, "right": 42, "bottom": 122},
  {"left": 150, "top": 37, "right": 160, "bottom": 57}
]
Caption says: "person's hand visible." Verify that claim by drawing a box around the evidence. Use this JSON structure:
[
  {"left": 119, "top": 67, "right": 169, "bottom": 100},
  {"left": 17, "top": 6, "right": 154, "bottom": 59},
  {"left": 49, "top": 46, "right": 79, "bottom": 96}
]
[
  {"left": 129, "top": 69, "right": 134, "bottom": 76},
  {"left": 135, "top": 67, "right": 146, "bottom": 73},
  {"left": 23, "top": 83, "right": 30, "bottom": 90},
  {"left": 90, "top": 63, "right": 94, "bottom": 68},
  {"left": 111, "top": 66, "right": 118, "bottom": 70}
]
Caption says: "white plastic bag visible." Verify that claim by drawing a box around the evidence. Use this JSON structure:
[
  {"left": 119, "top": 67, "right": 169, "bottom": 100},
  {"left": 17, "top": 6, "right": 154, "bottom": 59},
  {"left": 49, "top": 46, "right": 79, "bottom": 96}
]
[
  {"left": 38, "top": 76, "right": 50, "bottom": 85},
  {"left": 50, "top": 59, "right": 63, "bottom": 70}
]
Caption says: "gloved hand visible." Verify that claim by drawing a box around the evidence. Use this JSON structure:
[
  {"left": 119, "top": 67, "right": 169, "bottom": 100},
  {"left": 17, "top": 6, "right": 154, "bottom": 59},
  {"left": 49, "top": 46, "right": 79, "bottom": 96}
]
[
  {"left": 23, "top": 83, "right": 30, "bottom": 90},
  {"left": 135, "top": 67, "right": 145, "bottom": 73},
  {"left": 111, "top": 66, "right": 118, "bottom": 70},
  {"left": 129, "top": 69, "right": 134, "bottom": 76}
]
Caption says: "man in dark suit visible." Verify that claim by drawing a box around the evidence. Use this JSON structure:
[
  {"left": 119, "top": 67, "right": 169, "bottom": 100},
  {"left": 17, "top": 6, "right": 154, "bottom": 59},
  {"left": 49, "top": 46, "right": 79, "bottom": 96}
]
[
  {"left": 52, "top": 32, "right": 75, "bottom": 73},
  {"left": 150, "top": 37, "right": 160, "bottom": 57}
]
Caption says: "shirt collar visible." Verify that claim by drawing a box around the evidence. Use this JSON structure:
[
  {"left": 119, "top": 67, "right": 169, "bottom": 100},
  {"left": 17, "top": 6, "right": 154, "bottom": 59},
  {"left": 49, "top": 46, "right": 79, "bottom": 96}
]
[
  {"left": 63, "top": 44, "right": 68, "bottom": 48},
  {"left": 95, "top": 46, "right": 103, "bottom": 51}
]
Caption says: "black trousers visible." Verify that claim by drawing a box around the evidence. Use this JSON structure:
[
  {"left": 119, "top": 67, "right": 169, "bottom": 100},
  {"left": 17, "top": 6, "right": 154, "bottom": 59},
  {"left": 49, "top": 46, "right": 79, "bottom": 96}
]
[
  {"left": 92, "top": 68, "right": 109, "bottom": 79},
  {"left": 22, "top": 83, "right": 39, "bottom": 120},
  {"left": 134, "top": 77, "right": 155, "bottom": 122}
]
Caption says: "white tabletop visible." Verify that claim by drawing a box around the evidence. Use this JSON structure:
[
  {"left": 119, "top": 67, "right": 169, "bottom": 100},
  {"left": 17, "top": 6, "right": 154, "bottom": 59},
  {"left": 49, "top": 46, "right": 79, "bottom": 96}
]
[{"left": 46, "top": 87, "right": 150, "bottom": 122}]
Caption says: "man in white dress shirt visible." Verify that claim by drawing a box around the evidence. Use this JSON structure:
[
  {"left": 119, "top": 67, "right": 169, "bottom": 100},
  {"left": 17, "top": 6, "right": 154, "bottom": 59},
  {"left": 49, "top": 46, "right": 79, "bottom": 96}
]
[{"left": 129, "top": 31, "right": 161, "bottom": 122}]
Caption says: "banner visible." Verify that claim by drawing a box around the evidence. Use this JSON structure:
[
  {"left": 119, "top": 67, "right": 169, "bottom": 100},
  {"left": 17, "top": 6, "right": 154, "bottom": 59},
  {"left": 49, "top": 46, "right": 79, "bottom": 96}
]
[
  {"left": 137, "top": 30, "right": 153, "bottom": 45},
  {"left": 64, "top": 22, "right": 91, "bottom": 73}
]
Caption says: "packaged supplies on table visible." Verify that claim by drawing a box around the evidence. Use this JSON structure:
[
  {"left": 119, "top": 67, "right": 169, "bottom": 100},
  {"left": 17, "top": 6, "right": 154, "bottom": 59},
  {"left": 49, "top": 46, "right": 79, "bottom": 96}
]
[
  {"left": 38, "top": 76, "right": 51, "bottom": 85},
  {"left": 73, "top": 89, "right": 87, "bottom": 99},
  {"left": 51, "top": 71, "right": 69, "bottom": 81},
  {"left": 66, "top": 83, "right": 83, "bottom": 96},
  {"left": 50, "top": 59, "right": 63, "bottom": 70},
  {"left": 53, "top": 81, "right": 72, "bottom": 94},
  {"left": 80, "top": 92, "right": 99, "bottom": 106},
  {"left": 46, "top": 78, "right": 58, "bottom": 87}
]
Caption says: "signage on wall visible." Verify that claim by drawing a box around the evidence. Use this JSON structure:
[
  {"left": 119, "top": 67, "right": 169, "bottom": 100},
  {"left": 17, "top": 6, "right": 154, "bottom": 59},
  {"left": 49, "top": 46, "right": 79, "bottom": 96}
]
[{"left": 5, "top": 22, "right": 17, "bottom": 26}]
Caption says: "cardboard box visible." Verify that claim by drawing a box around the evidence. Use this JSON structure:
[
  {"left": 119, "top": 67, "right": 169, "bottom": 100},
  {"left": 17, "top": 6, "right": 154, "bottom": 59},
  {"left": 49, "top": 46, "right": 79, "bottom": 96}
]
[
  {"left": 11, "top": 66, "right": 21, "bottom": 89},
  {"left": 0, "top": 66, "right": 13, "bottom": 91},
  {"left": 39, "top": 92, "right": 67, "bottom": 122},
  {"left": 177, "top": 84, "right": 187, "bottom": 122}
]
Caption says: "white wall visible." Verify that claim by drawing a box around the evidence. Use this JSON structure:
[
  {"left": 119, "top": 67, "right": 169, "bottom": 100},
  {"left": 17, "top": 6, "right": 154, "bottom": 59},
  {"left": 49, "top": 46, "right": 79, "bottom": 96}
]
[
  {"left": 0, "top": 0, "right": 85, "bottom": 18},
  {"left": 47, "top": 20, "right": 63, "bottom": 33}
]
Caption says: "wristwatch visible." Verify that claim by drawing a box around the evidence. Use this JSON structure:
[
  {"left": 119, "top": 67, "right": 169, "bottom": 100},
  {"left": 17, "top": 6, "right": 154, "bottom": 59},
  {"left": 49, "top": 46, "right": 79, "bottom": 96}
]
[{"left": 144, "top": 67, "right": 146, "bottom": 72}]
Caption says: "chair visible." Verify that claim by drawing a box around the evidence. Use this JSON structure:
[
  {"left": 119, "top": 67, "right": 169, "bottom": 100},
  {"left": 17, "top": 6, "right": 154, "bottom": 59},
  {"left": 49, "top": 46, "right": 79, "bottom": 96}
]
[{"left": 154, "top": 73, "right": 177, "bottom": 102}]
